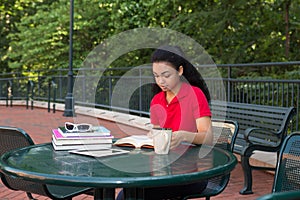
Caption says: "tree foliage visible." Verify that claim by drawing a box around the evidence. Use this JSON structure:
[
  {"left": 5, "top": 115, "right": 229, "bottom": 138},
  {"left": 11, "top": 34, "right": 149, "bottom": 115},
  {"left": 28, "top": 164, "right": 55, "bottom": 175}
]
[{"left": 1, "top": 0, "right": 300, "bottom": 77}]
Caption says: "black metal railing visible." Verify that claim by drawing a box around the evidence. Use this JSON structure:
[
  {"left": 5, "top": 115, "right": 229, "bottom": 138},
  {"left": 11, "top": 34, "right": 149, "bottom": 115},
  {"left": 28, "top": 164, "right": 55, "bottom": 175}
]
[{"left": 0, "top": 61, "right": 299, "bottom": 131}]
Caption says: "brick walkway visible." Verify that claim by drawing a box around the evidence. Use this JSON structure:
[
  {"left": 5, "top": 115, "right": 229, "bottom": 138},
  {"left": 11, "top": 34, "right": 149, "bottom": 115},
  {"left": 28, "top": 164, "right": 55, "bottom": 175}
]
[{"left": 0, "top": 105, "right": 274, "bottom": 199}]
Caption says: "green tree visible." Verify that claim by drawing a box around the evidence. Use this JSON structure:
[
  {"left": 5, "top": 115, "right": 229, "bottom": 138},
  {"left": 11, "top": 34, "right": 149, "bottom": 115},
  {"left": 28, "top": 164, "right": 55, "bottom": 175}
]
[
  {"left": 4, "top": 0, "right": 300, "bottom": 76},
  {"left": 1, "top": 0, "right": 56, "bottom": 73}
]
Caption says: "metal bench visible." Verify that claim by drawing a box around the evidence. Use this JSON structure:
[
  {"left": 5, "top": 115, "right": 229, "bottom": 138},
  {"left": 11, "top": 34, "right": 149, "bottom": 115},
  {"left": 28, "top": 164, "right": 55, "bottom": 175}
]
[{"left": 210, "top": 100, "right": 296, "bottom": 195}]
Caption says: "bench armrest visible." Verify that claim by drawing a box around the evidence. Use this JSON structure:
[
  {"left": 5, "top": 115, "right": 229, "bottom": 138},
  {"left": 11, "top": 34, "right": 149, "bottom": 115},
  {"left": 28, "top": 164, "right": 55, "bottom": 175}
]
[{"left": 244, "top": 127, "right": 279, "bottom": 144}]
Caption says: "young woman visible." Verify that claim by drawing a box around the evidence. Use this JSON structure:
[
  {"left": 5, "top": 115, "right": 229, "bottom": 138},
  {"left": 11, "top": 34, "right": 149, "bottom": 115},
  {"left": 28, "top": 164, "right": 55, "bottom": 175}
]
[
  {"left": 150, "top": 45, "right": 213, "bottom": 148},
  {"left": 117, "top": 45, "right": 213, "bottom": 200}
]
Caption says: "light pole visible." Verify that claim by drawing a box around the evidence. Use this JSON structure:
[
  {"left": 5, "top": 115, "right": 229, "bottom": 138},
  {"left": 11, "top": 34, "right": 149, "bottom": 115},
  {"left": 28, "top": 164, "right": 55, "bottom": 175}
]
[{"left": 63, "top": 0, "right": 75, "bottom": 116}]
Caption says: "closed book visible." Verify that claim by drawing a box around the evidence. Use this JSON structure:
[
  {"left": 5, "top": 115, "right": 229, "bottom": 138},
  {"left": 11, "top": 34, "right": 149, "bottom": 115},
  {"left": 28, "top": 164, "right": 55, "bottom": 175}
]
[
  {"left": 52, "top": 129, "right": 113, "bottom": 145},
  {"left": 58, "top": 126, "right": 111, "bottom": 137},
  {"left": 51, "top": 140, "right": 112, "bottom": 151}
]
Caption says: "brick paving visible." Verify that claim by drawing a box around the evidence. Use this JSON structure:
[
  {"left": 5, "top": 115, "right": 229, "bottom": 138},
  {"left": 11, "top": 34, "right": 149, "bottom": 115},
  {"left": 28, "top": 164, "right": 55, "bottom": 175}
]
[{"left": 0, "top": 105, "right": 274, "bottom": 199}]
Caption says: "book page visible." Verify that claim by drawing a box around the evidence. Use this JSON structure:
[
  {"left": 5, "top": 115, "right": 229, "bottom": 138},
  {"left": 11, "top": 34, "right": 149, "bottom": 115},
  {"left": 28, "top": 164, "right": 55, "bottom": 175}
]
[{"left": 114, "top": 135, "right": 153, "bottom": 148}]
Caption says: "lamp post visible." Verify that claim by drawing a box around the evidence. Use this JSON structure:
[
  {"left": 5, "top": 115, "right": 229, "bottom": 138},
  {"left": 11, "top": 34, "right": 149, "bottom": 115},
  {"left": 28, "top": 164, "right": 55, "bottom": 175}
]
[{"left": 63, "top": 0, "right": 75, "bottom": 116}]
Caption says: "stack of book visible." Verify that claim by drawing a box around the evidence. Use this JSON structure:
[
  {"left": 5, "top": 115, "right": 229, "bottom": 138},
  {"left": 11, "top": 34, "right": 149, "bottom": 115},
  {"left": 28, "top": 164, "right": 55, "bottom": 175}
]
[{"left": 51, "top": 126, "right": 113, "bottom": 150}]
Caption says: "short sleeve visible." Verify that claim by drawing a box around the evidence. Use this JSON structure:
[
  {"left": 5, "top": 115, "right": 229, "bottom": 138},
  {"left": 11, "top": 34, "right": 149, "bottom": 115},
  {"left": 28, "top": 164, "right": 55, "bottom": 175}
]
[{"left": 193, "top": 87, "right": 211, "bottom": 118}]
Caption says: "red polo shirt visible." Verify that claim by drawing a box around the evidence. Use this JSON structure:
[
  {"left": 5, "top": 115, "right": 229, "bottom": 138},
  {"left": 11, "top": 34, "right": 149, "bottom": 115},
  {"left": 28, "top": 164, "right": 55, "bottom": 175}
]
[{"left": 150, "top": 83, "right": 211, "bottom": 132}]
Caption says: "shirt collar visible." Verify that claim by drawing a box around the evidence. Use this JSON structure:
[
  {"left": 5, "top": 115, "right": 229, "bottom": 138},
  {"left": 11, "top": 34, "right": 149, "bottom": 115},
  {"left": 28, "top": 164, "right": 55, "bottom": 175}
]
[{"left": 161, "top": 82, "right": 191, "bottom": 105}]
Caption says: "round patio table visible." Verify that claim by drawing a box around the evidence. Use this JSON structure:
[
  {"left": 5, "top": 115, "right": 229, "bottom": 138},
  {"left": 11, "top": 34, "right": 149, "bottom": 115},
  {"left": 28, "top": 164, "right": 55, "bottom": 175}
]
[{"left": 0, "top": 143, "right": 237, "bottom": 200}]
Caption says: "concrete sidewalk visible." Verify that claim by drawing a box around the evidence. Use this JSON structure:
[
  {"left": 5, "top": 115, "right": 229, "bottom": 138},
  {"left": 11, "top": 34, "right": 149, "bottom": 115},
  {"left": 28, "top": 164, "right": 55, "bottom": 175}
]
[{"left": 0, "top": 102, "right": 275, "bottom": 199}]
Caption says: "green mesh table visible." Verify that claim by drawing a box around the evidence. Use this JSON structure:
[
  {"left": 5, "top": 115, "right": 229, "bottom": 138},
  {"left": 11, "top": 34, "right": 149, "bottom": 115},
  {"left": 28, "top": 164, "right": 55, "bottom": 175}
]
[{"left": 0, "top": 143, "right": 237, "bottom": 200}]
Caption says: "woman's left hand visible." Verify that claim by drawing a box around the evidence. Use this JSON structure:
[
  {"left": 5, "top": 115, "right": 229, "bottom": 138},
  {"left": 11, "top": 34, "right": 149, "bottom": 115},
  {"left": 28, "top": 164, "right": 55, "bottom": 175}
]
[{"left": 170, "top": 131, "right": 186, "bottom": 149}]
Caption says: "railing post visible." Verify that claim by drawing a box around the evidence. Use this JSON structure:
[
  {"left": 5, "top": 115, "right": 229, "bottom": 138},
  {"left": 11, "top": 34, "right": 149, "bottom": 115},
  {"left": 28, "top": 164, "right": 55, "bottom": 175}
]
[
  {"left": 48, "top": 80, "right": 57, "bottom": 113},
  {"left": 48, "top": 81, "right": 51, "bottom": 112},
  {"left": 26, "top": 82, "right": 28, "bottom": 109},
  {"left": 6, "top": 80, "right": 13, "bottom": 107},
  {"left": 26, "top": 80, "right": 34, "bottom": 110},
  {"left": 52, "top": 81, "right": 57, "bottom": 113},
  {"left": 227, "top": 65, "right": 232, "bottom": 102}
]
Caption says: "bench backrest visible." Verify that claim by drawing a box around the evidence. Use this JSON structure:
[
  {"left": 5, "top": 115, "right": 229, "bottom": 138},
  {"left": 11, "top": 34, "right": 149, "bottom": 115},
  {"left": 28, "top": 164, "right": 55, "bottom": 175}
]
[{"left": 210, "top": 101, "right": 296, "bottom": 153}]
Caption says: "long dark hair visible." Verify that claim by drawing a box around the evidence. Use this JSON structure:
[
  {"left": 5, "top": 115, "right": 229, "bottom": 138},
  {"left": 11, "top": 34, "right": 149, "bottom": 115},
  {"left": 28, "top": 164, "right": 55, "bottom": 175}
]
[{"left": 151, "top": 45, "right": 211, "bottom": 102}]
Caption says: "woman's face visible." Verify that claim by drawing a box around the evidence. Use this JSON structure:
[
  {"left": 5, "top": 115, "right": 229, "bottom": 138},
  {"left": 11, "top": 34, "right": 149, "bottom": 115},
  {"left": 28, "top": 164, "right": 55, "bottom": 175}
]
[{"left": 152, "top": 61, "right": 183, "bottom": 93}]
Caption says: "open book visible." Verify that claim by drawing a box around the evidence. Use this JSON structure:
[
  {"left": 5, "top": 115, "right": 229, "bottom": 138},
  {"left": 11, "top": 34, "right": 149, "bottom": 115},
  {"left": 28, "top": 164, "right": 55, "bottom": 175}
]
[{"left": 114, "top": 135, "right": 154, "bottom": 149}]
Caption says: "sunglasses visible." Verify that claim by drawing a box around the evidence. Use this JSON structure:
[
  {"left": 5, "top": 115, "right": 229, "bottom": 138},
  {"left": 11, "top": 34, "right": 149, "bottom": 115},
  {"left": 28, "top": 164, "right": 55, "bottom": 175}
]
[{"left": 65, "top": 122, "right": 92, "bottom": 132}]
